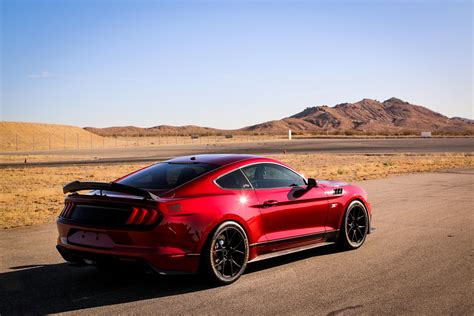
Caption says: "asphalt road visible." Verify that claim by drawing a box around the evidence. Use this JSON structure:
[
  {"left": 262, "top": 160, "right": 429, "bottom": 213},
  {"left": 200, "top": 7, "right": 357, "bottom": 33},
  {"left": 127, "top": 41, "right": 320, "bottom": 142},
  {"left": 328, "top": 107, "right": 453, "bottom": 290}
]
[
  {"left": 1, "top": 137, "right": 473, "bottom": 168},
  {"left": 0, "top": 169, "right": 472, "bottom": 315}
]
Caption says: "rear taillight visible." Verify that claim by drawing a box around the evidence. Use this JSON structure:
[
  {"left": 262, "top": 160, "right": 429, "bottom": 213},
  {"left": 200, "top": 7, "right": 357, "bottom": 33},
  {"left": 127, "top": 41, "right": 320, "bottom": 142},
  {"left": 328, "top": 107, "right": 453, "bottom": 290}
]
[
  {"left": 60, "top": 202, "right": 75, "bottom": 219},
  {"left": 125, "top": 207, "right": 160, "bottom": 226}
]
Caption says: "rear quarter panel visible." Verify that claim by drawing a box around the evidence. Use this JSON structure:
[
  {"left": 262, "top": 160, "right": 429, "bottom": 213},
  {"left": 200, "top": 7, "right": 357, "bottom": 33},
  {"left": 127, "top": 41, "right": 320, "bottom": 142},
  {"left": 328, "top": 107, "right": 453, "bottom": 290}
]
[{"left": 160, "top": 160, "right": 269, "bottom": 254}]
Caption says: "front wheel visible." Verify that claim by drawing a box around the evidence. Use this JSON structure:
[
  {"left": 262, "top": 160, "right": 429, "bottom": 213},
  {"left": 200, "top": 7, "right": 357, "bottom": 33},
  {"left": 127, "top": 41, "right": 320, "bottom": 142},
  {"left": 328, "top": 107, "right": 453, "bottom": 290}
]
[
  {"left": 202, "top": 221, "right": 249, "bottom": 285},
  {"left": 338, "top": 200, "right": 369, "bottom": 250}
]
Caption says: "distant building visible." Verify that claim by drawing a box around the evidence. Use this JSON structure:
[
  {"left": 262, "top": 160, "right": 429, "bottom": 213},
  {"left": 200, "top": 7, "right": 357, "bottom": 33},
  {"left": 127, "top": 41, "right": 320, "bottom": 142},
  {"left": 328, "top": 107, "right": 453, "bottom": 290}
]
[
  {"left": 421, "top": 131, "right": 432, "bottom": 138},
  {"left": 288, "top": 129, "right": 292, "bottom": 140}
]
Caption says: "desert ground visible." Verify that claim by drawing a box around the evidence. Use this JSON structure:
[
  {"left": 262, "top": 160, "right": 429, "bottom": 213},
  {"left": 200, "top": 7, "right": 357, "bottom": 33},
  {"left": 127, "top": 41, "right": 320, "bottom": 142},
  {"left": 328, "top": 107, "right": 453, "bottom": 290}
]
[{"left": 1, "top": 153, "right": 472, "bottom": 229}]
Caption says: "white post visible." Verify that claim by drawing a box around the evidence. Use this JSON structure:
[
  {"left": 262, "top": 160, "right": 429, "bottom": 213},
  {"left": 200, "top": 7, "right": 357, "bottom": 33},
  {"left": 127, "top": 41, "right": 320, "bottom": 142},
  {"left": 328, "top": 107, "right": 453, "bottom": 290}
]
[{"left": 288, "top": 129, "right": 292, "bottom": 140}]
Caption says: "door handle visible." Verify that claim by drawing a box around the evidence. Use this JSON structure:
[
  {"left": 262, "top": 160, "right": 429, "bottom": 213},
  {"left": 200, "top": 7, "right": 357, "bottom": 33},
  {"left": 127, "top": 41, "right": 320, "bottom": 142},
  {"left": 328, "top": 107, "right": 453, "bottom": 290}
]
[{"left": 263, "top": 200, "right": 279, "bottom": 207}]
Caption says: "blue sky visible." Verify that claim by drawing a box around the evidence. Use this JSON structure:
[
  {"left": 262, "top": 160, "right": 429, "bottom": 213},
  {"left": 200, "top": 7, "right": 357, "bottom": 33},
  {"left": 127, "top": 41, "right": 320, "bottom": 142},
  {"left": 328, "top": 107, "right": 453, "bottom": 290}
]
[{"left": 1, "top": 0, "right": 472, "bottom": 128}]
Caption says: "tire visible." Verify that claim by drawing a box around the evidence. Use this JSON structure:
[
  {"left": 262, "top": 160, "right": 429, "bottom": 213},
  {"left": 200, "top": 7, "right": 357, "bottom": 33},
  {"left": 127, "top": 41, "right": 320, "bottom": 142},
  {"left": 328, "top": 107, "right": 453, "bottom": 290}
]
[
  {"left": 338, "top": 200, "right": 369, "bottom": 250},
  {"left": 201, "top": 221, "right": 249, "bottom": 285}
]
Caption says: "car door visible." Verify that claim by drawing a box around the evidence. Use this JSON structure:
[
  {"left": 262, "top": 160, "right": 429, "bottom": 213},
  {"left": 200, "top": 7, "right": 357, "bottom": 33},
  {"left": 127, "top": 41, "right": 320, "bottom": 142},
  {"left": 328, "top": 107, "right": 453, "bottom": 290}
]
[{"left": 241, "top": 163, "right": 328, "bottom": 251}]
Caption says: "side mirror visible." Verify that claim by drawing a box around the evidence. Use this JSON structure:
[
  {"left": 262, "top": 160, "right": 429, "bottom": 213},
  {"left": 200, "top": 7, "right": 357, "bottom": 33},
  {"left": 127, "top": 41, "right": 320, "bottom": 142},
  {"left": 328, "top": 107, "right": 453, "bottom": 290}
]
[{"left": 307, "top": 178, "right": 318, "bottom": 189}]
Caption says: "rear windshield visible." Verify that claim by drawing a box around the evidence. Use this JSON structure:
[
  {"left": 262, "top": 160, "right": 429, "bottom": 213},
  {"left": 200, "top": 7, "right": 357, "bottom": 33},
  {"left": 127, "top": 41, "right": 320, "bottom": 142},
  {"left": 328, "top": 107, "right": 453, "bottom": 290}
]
[{"left": 118, "top": 162, "right": 218, "bottom": 190}]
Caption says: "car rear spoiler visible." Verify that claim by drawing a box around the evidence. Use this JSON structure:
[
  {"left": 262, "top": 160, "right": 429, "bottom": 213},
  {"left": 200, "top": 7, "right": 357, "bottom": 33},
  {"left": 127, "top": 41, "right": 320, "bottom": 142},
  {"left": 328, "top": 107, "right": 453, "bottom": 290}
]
[{"left": 63, "top": 181, "right": 158, "bottom": 201}]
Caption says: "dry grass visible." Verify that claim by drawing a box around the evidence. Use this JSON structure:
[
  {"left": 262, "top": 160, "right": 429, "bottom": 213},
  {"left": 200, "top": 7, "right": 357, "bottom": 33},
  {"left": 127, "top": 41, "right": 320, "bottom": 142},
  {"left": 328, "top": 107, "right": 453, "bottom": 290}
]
[
  {"left": 0, "top": 121, "right": 284, "bottom": 153},
  {"left": 274, "top": 153, "right": 474, "bottom": 181},
  {"left": 0, "top": 121, "right": 106, "bottom": 151},
  {"left": 1, "top": 153, "right": 472, "bottom": 229}
]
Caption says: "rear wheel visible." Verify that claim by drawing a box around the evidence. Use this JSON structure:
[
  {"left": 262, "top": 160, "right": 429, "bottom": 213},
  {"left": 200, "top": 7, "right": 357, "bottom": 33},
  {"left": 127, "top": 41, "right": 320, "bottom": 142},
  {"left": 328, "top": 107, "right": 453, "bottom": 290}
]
[
  {"left": 338, "top": 200, "right": 369, "bottom": 250},
  {"left": 202, "top": 221, "right": 249, "bottom": 285}
]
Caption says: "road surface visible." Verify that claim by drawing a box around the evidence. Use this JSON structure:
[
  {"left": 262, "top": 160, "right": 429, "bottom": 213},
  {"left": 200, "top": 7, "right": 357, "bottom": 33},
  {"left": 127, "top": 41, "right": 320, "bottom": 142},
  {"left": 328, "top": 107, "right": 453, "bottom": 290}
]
[
  {"left": 0, "top": 169, "right": 472, "bottom": 315},
  {"left": 1, "top": 137, "right": 473, "bottom": 168}
]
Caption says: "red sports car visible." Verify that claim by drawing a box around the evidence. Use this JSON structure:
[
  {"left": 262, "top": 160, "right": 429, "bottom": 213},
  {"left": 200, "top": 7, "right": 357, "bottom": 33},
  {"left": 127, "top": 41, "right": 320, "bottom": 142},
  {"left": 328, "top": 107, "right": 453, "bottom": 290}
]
[{"left": 57, "top": 154, "right": 372, "bottom": 284}]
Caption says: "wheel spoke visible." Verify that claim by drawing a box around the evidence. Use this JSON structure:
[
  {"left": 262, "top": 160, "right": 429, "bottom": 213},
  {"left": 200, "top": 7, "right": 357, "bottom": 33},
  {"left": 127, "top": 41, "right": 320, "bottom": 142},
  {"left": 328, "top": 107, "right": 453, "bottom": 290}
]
[
  {"left": 229, "top": 230, "right": 236, "bottom": 244},
  {"left": 224, "top": 230, "right": 230, "bottom": 244},
  {"left": 231, "top": 259, "right": 242, "bottom": 268},
  {"left": 222, "top": 259, "right": 227, "bottom": 275},
  {"left": 233, "top": 249, "right": 245, "bottom": 255},
  {"left": 233, "top": 238, "right": 243, "bottom": 249},
  {"left": 229, "top": 259, "right": 234, "bottom": 276}
]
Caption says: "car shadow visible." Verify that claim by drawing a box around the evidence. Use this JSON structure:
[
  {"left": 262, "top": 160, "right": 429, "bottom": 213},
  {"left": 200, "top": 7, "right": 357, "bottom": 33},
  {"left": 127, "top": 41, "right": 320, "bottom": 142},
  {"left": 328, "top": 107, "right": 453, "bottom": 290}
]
[{"left": 0, "top": 244, "right": 343, "bottom": 314}]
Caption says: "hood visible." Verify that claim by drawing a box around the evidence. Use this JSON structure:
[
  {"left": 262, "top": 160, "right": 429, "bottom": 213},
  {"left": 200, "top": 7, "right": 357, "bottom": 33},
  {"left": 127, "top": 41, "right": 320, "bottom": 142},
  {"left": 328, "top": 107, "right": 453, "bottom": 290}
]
[{"left": 318, "top": 180, "right": 349, "bottom": 188}]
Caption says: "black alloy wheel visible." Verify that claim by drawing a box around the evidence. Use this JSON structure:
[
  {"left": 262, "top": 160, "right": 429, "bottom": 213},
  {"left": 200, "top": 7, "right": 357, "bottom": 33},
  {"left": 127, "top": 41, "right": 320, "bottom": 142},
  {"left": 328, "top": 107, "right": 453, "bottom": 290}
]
[
  {"left": 202, "top": 221, "right": 249, "bottom": 285},
  {"left": 339, "top": 200, "right": 369, "bottom": 250}
]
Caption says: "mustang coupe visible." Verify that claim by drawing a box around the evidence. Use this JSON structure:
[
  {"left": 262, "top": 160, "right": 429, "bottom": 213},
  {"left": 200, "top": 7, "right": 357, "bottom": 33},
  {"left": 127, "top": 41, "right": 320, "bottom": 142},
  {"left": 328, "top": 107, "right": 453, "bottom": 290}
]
[{"left": 57, "top": 154, "right": 372, "bottom": 284}]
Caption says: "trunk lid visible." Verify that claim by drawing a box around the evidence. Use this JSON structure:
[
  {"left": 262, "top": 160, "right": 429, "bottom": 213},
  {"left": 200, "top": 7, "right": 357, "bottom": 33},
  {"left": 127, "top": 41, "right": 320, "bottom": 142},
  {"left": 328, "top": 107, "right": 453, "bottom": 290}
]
[{"left": 60, "top": 181, "right": 162, "bottom": 229}]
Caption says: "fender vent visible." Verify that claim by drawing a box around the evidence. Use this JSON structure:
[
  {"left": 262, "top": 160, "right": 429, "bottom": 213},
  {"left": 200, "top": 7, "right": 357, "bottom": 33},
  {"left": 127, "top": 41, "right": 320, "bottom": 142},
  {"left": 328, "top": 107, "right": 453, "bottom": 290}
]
[{"left": 333, "top": 188, "right": 344, "bottom": 195}]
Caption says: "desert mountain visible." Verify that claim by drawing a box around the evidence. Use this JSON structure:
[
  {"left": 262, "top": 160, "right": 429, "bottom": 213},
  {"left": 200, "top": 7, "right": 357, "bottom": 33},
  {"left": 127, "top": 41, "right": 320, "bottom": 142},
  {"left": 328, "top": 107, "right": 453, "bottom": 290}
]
[
  {"left": 241, "top": 98, "right": 473, "bottom": 135},
  {"left": 85, "top": 98, "right": 473, "bottom": 136},
  {"left": 84, "top": 125, "right": 217, "bottom": 137}
]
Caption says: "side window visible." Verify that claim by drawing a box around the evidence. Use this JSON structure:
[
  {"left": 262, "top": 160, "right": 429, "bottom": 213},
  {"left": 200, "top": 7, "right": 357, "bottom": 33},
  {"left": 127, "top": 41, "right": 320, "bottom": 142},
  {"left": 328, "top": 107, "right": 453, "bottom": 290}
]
[
  {"left": 242, "top": 163, "right": 306, "bottom": 189},
  {"left": 215, "top": 169, "right": 252, "bottom": 190}
]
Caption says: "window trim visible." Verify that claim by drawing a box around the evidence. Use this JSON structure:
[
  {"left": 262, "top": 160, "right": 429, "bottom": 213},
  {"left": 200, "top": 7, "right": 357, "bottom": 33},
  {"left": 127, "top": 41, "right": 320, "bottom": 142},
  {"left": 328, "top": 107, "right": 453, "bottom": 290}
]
[
  {"left": 213, "top": 162, "right": 307, "bottom": 191},
  {"left": 119, "top": 161, "right": 219, "bottom": 191},
  {"left": 213, "top": 168, "right": 254, "bottom": 190}
]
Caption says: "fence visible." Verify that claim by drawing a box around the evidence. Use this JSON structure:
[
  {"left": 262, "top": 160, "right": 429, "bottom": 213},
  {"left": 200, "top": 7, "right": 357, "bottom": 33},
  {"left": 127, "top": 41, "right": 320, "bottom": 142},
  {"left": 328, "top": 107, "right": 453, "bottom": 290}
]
[{"left": 0, "top": 133, "right": 287, "bottom": 152}]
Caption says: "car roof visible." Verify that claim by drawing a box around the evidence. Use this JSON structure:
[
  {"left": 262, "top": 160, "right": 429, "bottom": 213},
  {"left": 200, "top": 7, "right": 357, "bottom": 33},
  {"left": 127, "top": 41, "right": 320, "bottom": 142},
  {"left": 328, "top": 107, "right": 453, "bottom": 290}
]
[{"left": 165, "top": 154, "right": 262, "bottom": 167}]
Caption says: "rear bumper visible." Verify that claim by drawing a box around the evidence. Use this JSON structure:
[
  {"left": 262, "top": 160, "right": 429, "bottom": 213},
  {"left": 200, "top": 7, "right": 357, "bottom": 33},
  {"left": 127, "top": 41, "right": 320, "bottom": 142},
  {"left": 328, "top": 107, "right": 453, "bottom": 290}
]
[{"left": 56, "top": 219, "right": 200, "bottom": 274}]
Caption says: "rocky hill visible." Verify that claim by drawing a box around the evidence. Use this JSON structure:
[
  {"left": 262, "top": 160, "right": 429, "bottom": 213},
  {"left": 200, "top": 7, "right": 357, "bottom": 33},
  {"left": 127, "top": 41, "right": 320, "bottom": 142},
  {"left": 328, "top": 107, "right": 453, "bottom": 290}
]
[
  {"left": 85, "top": 98, "right": 474, "bottom": 136},
  {"left": 241, "top": 98, "right": 473, "bottom": 135}
]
